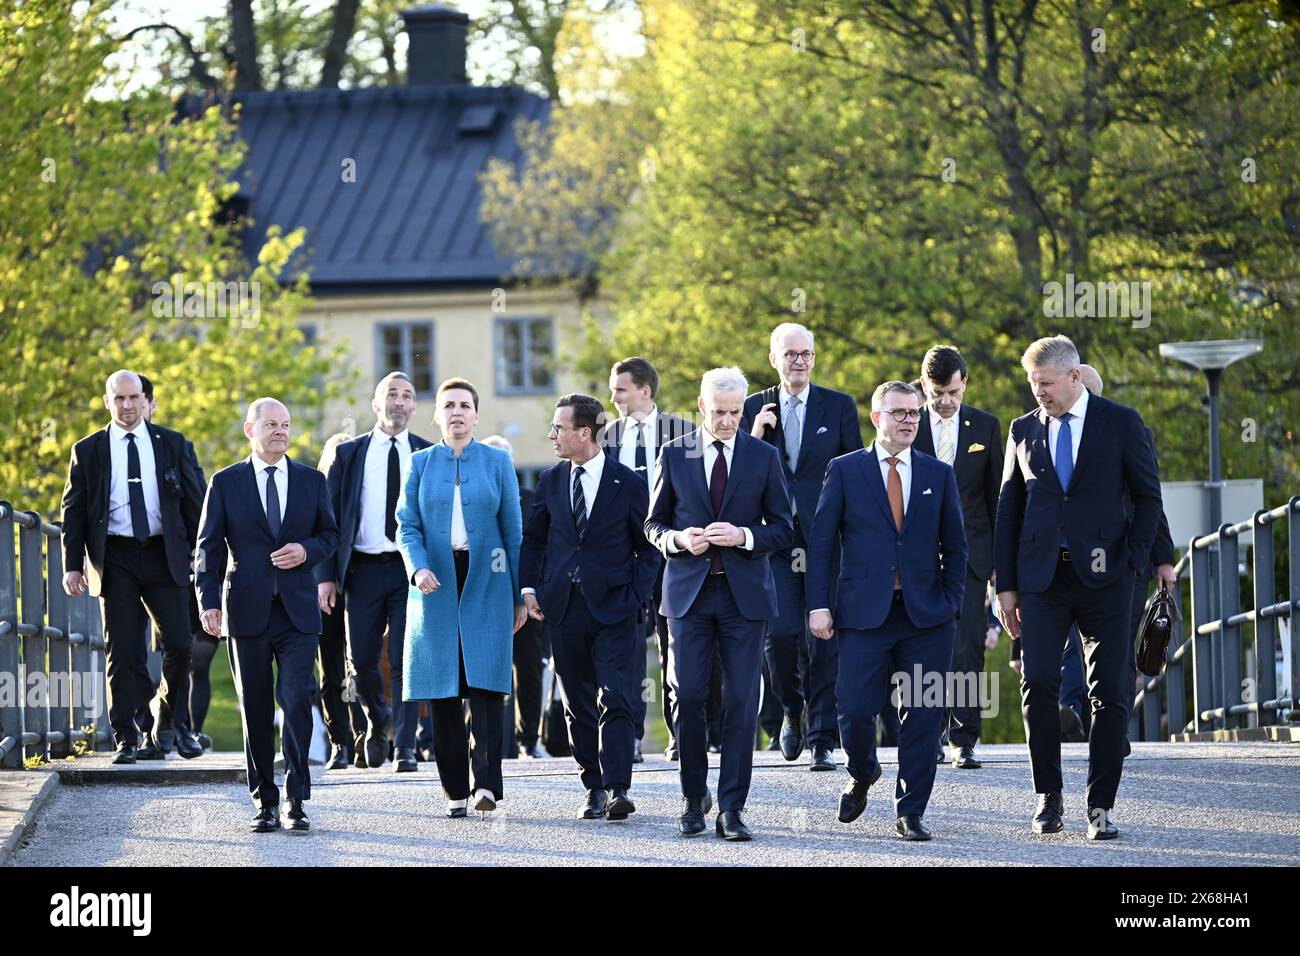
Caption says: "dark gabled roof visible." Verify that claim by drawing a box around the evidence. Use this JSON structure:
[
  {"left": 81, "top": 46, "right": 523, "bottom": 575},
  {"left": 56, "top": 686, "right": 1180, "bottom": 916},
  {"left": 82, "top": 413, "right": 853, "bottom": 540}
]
[{"left": 181, "top": 84, "right": 550, "bottom": 293}]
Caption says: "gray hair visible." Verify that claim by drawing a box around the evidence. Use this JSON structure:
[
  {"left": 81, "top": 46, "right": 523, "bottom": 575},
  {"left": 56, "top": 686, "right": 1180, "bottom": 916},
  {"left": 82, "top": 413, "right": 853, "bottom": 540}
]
[
  {"left": 769, "top": 322, "right": 814, "bottom": 355},
  {"left": 246, "top": 397, "right": 288, "bottom": 423},
  {"left": 373, "top": 370, "right": 415, "bottom": 401},
  {"left": 1021, "top": 335, "right": 1080, "bottom": 375},
  {"left": 871, "top": 380, "right": 920, "bottom": 411},
  {"left": 700, "top": 366, "right": 748, "bottom": 398},
  {"left": 480, "top": 434, "right": 514, "bottom": 460}
]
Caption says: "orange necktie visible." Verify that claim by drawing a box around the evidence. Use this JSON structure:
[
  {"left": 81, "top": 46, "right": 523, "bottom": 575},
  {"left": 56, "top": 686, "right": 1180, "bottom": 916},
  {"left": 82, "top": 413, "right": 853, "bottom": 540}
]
[{"left": 886, "top": 455, "right": 904, "bottom": 586}]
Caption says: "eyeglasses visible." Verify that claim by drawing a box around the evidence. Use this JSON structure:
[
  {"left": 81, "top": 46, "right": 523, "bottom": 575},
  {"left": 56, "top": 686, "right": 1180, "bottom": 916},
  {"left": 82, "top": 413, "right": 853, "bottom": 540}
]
[
  {"left": 783, "top": 351, "right": 814, "bottom": 365},
  {"left": 880, "top": 409, "right": 922, "bottom": 423}
]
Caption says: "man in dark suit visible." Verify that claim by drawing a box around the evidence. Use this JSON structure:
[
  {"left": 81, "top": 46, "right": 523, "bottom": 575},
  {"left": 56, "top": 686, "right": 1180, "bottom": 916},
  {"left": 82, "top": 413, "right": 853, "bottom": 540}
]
[
  {"left": 602, "top": 356, "right": 701, "bottom": 761},
  {"left": 521, "top": 394, "right": 661, "bottom": 821},
  {"left": 995, "top": 336, "right": 1163, "bottom": 841},
  {"left": 196, "top": 398, "right": 339, "bottom": 833},
  {"left": 61, "top": 370, "right": 206, "bottom": 763},
  {"left": 808, "top": 381, "right": 967, "bottom": 841},
  {"left": 645, "top": 367, "right": 794, "bottom": 841},
  {"left": 741, "top": 322, "right": 863, "bottom": 770},
  {"left": 316, "top": 372, "right": 433, "bottom": 771},
  {"left": 912, "top": 345, "right": 1003, "bottom": 769}
]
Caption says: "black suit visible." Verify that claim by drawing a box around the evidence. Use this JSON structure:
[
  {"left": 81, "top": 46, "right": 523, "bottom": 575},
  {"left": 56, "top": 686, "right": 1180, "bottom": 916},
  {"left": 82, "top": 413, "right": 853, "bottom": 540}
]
[
  {"left": 914, "top": 402, "right": 1003, "bottom": 747},
  {"left": 61, "top": 422, "right": 205, "bottom": 749},
  {"left": 521, "top": 456, "right": 660, "bottom": 790},
  {"left": 317, "top": 431, "right": 433, "bottom": 757},
  {"left": 600, "top": 410, "right": 704, "bottom": 748},
  {"left": 512, "top": 487, "right": 546, "bottom": 754},
  {"left": 995, "top": 393, "right": 1162, "bottom": 810},
  {"left": 195, "top": 455, "right": 338, "bottom": 807},
  {"left": 741, "top": 383, "right": 862, "bottom": 750}
]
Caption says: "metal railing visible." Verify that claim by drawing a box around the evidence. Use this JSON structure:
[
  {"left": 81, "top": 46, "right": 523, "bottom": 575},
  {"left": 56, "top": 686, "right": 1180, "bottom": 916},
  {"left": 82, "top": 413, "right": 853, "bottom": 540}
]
[
  {"left": 0, "top": 500, "right": 110, "bottom": 768},
  {"left": 1132, "top": 495, "right": 1299, "bottom": 740}
]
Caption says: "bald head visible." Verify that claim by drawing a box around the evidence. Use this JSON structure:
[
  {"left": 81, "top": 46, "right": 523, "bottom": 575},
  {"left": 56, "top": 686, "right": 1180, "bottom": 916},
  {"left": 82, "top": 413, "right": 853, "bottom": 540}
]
[
  {"left": 1078, "top": 364, "right": 1103, "bottom": 395},
  {"left": 103, "top": 369, "right": 146, "bottom": 429},
  {"left": 243, "top": 397, "right": 291, "bottom": 464}
]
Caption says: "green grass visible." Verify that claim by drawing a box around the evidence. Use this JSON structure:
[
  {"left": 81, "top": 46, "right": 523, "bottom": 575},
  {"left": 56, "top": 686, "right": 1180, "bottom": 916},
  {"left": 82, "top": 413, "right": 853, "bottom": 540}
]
[{"left": 201, "top": 644, "right": 245, "bottom": 752}]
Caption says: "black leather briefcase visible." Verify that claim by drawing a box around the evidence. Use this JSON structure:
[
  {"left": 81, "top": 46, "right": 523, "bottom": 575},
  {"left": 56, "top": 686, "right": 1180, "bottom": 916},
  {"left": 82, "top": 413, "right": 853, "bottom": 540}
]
[{"left": 1135, "top": 586, "right": 1181, "bottom": 677}]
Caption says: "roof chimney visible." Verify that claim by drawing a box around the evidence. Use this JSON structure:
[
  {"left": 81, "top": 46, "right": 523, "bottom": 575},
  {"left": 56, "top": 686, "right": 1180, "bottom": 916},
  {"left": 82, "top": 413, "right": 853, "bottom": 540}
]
[{"left": 402, "top": 5, "right": 469, "bottom": 86}]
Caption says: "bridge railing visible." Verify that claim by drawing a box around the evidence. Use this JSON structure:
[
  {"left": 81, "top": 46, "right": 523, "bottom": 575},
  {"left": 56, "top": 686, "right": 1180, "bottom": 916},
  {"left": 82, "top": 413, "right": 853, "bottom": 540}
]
[
  {"left": 0, "top": 500, "right": 110, "bottom": 768},
  {"left": 1132, "top": 495, "right": 1299, "bottom": 740}
]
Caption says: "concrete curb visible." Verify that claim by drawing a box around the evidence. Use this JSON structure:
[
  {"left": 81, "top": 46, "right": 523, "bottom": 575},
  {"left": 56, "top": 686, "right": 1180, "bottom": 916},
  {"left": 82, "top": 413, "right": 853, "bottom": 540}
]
[{"left": 0, "top": 772, "right": 60, "bottom": 867}]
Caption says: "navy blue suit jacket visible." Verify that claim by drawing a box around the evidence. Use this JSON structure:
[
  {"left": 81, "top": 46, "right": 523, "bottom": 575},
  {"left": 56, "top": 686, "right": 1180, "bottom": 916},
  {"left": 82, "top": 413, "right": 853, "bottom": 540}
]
[
  {"left": 644, "top": 429, "right": 794, "bottom": 622},
  {"left": 315, "top": 430, "right": 433, "bottom": 586},
  {"left": 806, "top": 445, "right": 968, "bottom": 631},
  {"left": 994, "top": 394, "right": 1162, "bottom": 594},
  {"left": 741, "top": 384, "right": 863, "bottom": 524},
  {"left": 195, "top": 456, "right": 339, "bottom": 637},
  {"left": 520, "top": 456, "right": 661, "bottom": 625}
]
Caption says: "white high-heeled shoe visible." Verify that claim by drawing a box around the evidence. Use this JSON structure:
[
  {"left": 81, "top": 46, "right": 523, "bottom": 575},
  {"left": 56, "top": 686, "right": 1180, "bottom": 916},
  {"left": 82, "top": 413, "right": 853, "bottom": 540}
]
[
  {"left": 447, "top": 798, "right": 468, "bottom": 819},
  {"left": 472, "top": 789, "right": 496, "bottom": 818}
]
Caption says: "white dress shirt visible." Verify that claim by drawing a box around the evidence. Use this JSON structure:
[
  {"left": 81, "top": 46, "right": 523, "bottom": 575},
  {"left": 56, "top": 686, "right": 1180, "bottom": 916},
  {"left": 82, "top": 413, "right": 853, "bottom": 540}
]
[
  {"left": 450, "top": 476, "right": 468, "bottom": 552},
  {"left": 665, "top": 430, "right": 755, "bottom": 553},
  {"left": 354, "top": 427, "right": 413, "bottom": 554},
  {"left": 521, "top": 453, "right": 605, "bottom": 597},
  {"left": 617, "top": 405, "right": 659, "bottom": 492},
  {"left": 252, "top": 453, "right": 287, "bottom": 523},
  {"left": 1047, "top": 389, "right": 1089, "bottom": 472},
  {"left": 107, "top": 421, "right": 164, "bottom": 537}
]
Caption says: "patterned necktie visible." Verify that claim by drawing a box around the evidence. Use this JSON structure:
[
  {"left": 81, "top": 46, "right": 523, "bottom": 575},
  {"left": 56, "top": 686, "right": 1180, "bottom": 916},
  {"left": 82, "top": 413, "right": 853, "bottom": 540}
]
[
  {"left": 886, "top": 455, "right": 904, "bottom": 586},
  {"left": 708, "top": 440, "right": 727, "bottom": 573},
  {"left": 1055, "top": 413, "right": 1074, "bottom": 547},
  {"left": 125, "top": 433, "right": 149, "bottom": 542},
  {"left": 936, "top": 417, "right": 956, "bottom": 466},
  {"left": 571, "top": 465, "right": 587, "bottom": 583},
  {"left": 385, "top": 437, "right": 400, "bottom": 542},
  {"left": 784, "top": 396, "right": 802, "bottom": 471}
]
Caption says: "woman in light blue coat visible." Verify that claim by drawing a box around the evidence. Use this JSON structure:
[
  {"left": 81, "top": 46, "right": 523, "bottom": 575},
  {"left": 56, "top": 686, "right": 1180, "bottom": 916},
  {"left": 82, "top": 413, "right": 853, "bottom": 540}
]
[{"left": 397, "top": 377, "right": 525, "bottom": 817}]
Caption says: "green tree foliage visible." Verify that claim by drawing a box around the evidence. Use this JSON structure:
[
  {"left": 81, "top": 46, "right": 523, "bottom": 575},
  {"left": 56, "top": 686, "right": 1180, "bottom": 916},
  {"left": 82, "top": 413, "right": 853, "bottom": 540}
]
[{"left": 0, "top": 0, "right": 350, "bottom": 515}]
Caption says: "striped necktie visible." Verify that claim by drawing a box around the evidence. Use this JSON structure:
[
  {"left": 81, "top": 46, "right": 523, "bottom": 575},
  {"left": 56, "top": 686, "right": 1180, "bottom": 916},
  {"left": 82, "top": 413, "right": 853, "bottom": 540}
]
[{"left": 935, "top": 417, "right": 956, "bottom": 466}]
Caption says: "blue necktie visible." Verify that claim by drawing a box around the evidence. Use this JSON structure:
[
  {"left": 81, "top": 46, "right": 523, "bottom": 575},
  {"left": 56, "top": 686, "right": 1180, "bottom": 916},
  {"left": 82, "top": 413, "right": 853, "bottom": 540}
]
[{"left": 1055, "top": 413, "right": 1073, "bottom": 547}]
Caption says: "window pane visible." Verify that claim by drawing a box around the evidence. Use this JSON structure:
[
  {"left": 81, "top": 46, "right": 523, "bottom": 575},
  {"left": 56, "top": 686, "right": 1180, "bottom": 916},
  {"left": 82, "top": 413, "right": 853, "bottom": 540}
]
[
  {"left": 528, "top": 319, "right": 553, "bottom": 388},
  {"left": 500, "top": 321, "right": 523, "bottom": 388},
  {"left": 382, "top": 326, "right": 403, "bottom": 371}
]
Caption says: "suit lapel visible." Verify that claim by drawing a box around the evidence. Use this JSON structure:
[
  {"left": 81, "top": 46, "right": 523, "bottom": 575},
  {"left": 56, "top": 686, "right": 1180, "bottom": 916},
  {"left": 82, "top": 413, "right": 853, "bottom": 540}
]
[
  {"left": 583, "top": 459, "right": 619, "bottom": 531},
  {"left": 953, "top": 413, "right": 972, "bottom": 470},
  {"left": 682, "top": 429, "right": 715, "bottom": 517},
  {"left": 1068, "top": 399, "right": 1103, "bottom": 493},
  {"left": 858, "top": 445, "right": 897, "bottom": 530},
  {"left": 347, "top": 433, "right": 372, "bottom": 518},
  {"left": 793, "top": 386, "right": 823, "bottom": 476},
  {"left": 95, "top": 427, "right": 111, "bottom": 504},
  {"left": 242, "top": 458, "right": 275, "bottom": 539},
  {"left": 1032, "top": 408, "right": 1063, "bottom": 493},
  {"left": 900, "top": 453, "right": 926, "bottom": 535},
  {"left": 914, "top": 410, "right": 935, "bottom": 457}
]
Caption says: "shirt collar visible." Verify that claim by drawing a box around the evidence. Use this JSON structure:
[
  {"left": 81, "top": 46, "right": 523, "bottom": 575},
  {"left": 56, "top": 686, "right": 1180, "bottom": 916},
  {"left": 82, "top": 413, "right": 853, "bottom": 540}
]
[
  {"left": 782, "top": 383, "right": 812, "bottom": 407},
  {"left": 702, "top": 427, "right": 737, "bottom": 453},
  {"left": 372, "top": 426, "right": 410, "bottom": 447},
  {"left": 628, "top": 404, "right": 658, "bottom": 425},
  {"left": 571, "top": 450, "right": 605, "bottom": 480},
  {"left": 252, "top": 452, "right": 287, "bottom": 474},
  {"left": 1060, "top": 389, "right": 1089, "bottom": 422},
  {"left": 109, "top": 420, "right": 148, "bottom": 442},
  {"left": 929, "top": 405, "right": 961, "bottom": 430},
  {"left": 875, "top": 443, "right": 912, "bottom": 466}
]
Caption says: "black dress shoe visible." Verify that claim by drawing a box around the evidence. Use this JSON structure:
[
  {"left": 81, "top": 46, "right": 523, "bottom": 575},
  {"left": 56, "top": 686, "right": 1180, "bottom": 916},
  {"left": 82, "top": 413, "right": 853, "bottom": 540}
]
[
  {"left": 111, "top": 744, "right": 136, "bottom": 765},
  {"left": 521, "top": 741, "right": 548, "bottom": 758},
  {"left": 196, "top": 732, "right": 213, "bottom": 751},
  {"left": 250, "top": 805, "right": 281, "bottom": 833},
  {"left": 632, "top": 739, "right": 644, "bottom": 764},
  {"left": 838, "top": 763, "right": 883, "bottom": 823},
  {"left": 779, "top": 715, "right": 804, "bottom": 761},
  {"left": 447, "top": 804, "right": 468, "bottom": 819},
  {"left": 679, "top": 792, "right": 712, "bottom": 837},
  {"left": 327, "top": 745, "right": 353, "bottom": 770},
  {"left": 287, "top": 798, "right": 310, "bottom": 831},
  {"left": 394, "top": 747, "right": 418, "bottom": 773},
  {"left": 174, "top": 732, "right": 203, "bottom": 760},
  {"left": 1060, "top": 704, "right": 1087, "bottom": 742},
  {"left": 1033, "top": 791, "right": 1065, "bottom": 833},
  {"left": 1086, "top": 807, "right": 1119, "bottom": 840},
  {"left": 665, "top": 744, "right": 679, "bottom": 761},
  {"left": 896, "top": 814, "right": 931, "bottom": 841},
  {"left": 581, "top": 788, "right": 608, "bottom": 819},
  {"left": 952, "top": 744, "right": 982, "bottom": 769},
  {"left": 715, "top": 810, "right": 753, "bottom": 842},
  {"left": 707, "top": 742, "right": 722, "bottom": 754},
  {"left": 364, "top": 729, "right": 388, "bottom": 768},
  {"left": 607, "top": 788, "right": 635, "bottom": 821},
  {"left": 809, "top": 742, "right": 836, "bottom": 771},
  {"left": 136, "top": 736, "right": 166, "bottom": 761}
]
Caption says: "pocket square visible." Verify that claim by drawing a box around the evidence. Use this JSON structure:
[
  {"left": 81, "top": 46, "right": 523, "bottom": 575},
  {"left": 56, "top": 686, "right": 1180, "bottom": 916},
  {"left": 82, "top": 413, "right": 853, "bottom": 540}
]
[
  {"left": 968, "top": 443, "right": 986, "bottom": 453},
  {"left": 816, "top": 426, "right": 828, "bottom": 435},
  {"left": 922, "top": 487, "right": 933, "bottom": 495}
]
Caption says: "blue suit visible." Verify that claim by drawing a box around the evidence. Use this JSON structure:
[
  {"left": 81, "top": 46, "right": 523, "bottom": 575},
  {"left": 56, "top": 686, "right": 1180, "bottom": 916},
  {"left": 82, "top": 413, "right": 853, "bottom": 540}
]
[
  {"left": 806, "top": 444, "right": 967, "bottom": 817},
  {"left": 645, "top": 428, "right": 793, "bottom": 812},
  {"left": 194, "top": 455, "right": 339, "bottom": 808},
  {"left": 521, "top": 456, "right": 660, "bottom": 790}
]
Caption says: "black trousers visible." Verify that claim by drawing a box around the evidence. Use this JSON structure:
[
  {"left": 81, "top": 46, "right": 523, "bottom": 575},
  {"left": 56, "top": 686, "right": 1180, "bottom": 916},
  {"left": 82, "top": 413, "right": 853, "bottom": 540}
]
[
  {"left": 318, "top": 587, "right": 367, "bottom": 750},
  {"left": 1020, "top": 552, "right": 1135, "bottom": 809},
  {"left": 101, "top": 536, "right": 193, "bottom": 747},
  {"left": 946, "top": 567, "right": 991, "bottom": 747},
  {"left": 346, "top": 554, "right": 417, "bottom": 750},
  {"left": 430, "top": 550, "right": 504, "bottom": 801},
  {"left": 228, "top": 598, "right": 318, "bottom": 806},
  {"left": 512, "top": 614, "right": 545, "bottom": 750},
  {"left": 549, "top": 586, "right": 639, "bottom": 791},
  {"left": 189, "top": 633, "right": 219, "bottom": 734}
]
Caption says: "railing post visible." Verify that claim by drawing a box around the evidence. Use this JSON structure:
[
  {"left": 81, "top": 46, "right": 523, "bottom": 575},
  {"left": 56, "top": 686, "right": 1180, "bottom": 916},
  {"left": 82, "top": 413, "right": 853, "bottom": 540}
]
[
  {"left": 1288, "top": 496, "right": 1300, "bottom": 723},
  {"left": 1166, "top": 610, "right": 1186, "bottom": 736},
  {"left": 19, "top": 510, "right": 49, "bottom": 762},
  {"left": 0, "top": 502, "right": 21, "bottom": 769},
  {"left": 1190, "top": 536, "right": 1215, "bottom": 733},
  {"left": 89, "top": 594, "right": 108, "bottom": 749},
  {"left": 1251, "top": 509, "right": 1277, "bottom": 722},
  {"left": 46, "top": 525, "right": 72, "bottom": 759},
  {"left": 1217, "top": 523, "right": 1243, "bottom": 730}
]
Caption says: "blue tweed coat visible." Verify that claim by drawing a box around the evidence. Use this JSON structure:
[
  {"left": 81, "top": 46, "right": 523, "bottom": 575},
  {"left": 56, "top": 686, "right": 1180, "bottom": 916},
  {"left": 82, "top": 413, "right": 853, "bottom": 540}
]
[{"left": 396, "top": 439, "right": 522, "bottom": 699}]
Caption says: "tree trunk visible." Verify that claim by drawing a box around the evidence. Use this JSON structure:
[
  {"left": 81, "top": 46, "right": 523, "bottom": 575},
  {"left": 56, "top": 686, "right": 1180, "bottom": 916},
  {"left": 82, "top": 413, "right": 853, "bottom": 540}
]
[
  {"left": 320, "top": 0, "right": 361, "bottom": 89},
  {"left": 229, "top": 0, "right": 262, "bottom": 92}
]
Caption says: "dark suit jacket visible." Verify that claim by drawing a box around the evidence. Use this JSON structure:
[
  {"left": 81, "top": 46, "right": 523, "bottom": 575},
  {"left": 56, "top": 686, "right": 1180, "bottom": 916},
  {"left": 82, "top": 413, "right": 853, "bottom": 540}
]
[
  {"left": 1140, "top": 426, "right": 1175, "bottom": 571},
  {"left": 913, "top": 403, "right": 1003, "bottom": 582},
  {"left": 644, "top": 429, "right": 794, "bottom": 621},
  {"left": 600, "top": 410, "right": 695, "bottom": 481},
  {"left": 315, "top": 431, "right": 433, "bottom": 586},
  {"left": 740, "top": 383, "right": 863, "bottom": 528},
  {"left": 195, "top": 456, "right": 339, "bottom": 637},
  {"left": 60, "top": 423, "right": 205, "bottom": 596},
  {"left": 995, "top": 394, "right": 1162, "bottom": 594},
  {"left": 806, "top": 446, "right": 967, "bottom": 631},
  {"left": 520, "top": 456, "right": 661, "bottom": 625}
]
